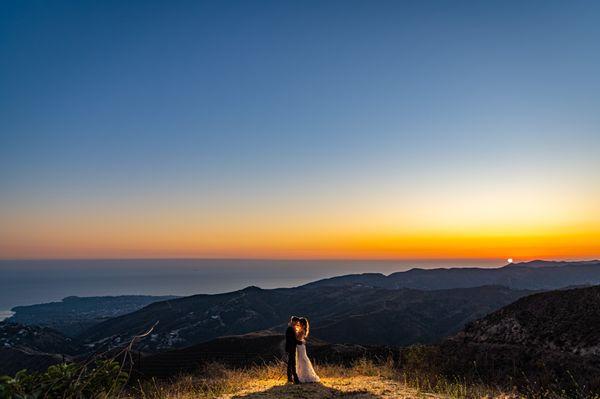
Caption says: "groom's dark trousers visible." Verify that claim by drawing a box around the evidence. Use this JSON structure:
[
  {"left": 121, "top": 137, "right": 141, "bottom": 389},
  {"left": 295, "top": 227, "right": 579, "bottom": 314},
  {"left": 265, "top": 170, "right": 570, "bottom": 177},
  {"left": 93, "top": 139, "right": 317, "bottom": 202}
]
[{"left": 285, "top": 326, "right": 301, "bottom": 383}]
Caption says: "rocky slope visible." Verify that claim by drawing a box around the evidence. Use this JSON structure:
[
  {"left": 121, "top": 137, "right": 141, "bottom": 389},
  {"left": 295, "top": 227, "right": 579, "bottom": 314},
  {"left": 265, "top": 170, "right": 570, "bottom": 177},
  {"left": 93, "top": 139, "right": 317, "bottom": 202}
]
[
  {"left": 439, "top": 285, "right": 600, "bottom": 394},
  {"left": 458, "top": 285, "right": 600, "bottom": 355}
]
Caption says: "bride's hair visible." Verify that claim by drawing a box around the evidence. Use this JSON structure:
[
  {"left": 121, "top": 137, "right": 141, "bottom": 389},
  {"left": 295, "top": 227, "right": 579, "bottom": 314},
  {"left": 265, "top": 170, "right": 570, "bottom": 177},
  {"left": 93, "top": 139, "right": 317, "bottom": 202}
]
[{"left": 300, "top": 317, "right": 309, "bottom": 338}]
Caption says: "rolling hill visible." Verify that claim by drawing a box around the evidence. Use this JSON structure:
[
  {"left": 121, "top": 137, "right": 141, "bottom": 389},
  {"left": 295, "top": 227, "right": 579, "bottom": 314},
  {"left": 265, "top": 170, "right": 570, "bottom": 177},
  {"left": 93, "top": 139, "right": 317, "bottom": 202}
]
[{"left": 79, "top": 285, "right": 532, "bottom": 351}]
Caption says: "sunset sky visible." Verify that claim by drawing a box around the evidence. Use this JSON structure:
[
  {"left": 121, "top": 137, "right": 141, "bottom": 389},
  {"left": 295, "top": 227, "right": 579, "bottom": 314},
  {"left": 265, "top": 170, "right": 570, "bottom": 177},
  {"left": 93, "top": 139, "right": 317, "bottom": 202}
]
[{"left": 1, "top": 1, "right": 599, "bottom": 260}]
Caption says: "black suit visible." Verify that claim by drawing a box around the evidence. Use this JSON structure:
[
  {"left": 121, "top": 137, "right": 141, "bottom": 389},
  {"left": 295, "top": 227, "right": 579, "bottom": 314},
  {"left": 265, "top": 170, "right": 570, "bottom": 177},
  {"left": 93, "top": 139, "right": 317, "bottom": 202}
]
[{"left": 285, "top": 325, "right": 302, "bottom": 383}]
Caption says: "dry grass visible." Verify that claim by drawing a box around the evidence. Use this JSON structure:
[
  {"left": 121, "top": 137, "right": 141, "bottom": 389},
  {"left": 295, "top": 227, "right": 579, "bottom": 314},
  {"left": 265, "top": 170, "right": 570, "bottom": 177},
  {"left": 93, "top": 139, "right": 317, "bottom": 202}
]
[{"left": 123, "top": 359, "right": 518, "bottom": 399}]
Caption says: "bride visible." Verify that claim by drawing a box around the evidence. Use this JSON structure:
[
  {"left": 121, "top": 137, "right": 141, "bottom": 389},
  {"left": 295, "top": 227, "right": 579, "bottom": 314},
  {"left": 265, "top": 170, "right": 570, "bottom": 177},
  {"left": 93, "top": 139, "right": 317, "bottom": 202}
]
[{"left": 295, "top": 317, "right": 320, "bottom": 383}]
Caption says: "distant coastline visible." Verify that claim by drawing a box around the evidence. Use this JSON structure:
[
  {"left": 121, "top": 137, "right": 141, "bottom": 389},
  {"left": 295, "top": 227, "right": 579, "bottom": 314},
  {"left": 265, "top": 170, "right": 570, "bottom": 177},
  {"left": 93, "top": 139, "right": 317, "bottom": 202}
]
[
  {"left": 0, "top": 258, "right": 506, "bottom": 311},
  {"left": 0, "top": 310, "right": 14, "bottom": 322}
]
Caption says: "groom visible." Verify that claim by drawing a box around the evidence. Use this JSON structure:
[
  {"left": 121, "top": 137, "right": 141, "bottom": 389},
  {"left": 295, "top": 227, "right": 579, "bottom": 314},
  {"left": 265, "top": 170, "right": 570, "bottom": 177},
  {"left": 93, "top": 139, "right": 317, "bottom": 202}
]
[{"left": 285, "top": 316, "right": 303, "bottom": 384}]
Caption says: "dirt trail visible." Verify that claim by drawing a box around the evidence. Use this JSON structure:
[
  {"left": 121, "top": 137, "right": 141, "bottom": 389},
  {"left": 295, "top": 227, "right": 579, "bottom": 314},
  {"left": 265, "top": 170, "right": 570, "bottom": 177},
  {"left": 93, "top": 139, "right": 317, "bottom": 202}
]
[{"left": 220, "top": 375, "right": 446, "bottom": 399}]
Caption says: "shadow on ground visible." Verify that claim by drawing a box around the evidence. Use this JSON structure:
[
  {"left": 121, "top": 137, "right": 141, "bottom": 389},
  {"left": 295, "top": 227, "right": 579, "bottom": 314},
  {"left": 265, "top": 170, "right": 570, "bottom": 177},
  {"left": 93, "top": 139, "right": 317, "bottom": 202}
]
[{"left": 231, "top": 382, "right": 382, "bottom": 398}]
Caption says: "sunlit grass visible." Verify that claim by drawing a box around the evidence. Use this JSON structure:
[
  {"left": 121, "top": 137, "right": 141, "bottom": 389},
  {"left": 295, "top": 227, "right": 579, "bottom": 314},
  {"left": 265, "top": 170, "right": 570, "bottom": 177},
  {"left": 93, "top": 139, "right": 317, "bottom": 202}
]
[{"left": 124, "top": 359, "right": 518, "bottom": 399}]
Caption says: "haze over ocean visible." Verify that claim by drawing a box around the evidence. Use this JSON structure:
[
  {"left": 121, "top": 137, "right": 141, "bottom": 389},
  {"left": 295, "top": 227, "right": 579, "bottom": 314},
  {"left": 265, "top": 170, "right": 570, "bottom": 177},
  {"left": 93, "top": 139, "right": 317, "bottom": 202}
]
[{"left": 0, "top": 258, "right": 506, "bottom": 312}]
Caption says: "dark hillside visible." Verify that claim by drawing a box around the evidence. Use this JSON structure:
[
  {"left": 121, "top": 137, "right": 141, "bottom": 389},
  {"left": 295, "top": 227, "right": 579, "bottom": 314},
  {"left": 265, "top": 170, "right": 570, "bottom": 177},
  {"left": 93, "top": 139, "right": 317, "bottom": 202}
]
[
  {"left": 436, "top": 285, "right": 600, "bottom": 394},
  {"left": 80, "top": 285, "right": 531, "bottom": 351}
]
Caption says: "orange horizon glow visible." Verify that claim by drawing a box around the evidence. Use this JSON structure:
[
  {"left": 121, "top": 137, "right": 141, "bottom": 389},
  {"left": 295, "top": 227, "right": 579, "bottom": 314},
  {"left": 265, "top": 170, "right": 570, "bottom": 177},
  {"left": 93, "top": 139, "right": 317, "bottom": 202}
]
[
  {"left": 2, "top": 172, "right": 598, "bottom": 261},
  {"left": 2, "top": 221, "right": 599, "bottom": 261},
  {"left": 2, "top": 225, "right": 599, "bottom": 261}
]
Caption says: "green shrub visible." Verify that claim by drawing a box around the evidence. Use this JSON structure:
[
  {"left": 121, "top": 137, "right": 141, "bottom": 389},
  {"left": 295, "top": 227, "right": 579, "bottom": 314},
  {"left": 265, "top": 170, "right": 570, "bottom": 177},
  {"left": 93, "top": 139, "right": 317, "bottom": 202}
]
[{"left": 0, "top": 359, "right": 128, "bottom": 399}]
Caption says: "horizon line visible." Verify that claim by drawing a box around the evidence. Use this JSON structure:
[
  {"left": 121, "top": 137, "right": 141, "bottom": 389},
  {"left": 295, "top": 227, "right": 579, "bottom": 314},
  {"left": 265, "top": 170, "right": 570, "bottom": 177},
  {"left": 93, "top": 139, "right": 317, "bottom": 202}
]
[{"left": 1, "top": 256, "right": 598, "bottom": 263}]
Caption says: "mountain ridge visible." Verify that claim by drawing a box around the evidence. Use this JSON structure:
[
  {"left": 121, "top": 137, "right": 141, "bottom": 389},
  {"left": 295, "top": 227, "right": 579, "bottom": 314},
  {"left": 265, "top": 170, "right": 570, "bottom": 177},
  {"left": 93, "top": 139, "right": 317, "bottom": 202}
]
[{"left": 305, "top": 260, "right": 600, "bottom": 290}]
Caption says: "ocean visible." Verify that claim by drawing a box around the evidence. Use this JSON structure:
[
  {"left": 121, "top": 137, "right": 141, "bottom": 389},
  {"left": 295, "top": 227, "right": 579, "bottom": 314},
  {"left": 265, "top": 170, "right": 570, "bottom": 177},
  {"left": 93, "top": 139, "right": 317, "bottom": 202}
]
[{"left": 0, "top": 258, "right": 502, "bottom": 319}]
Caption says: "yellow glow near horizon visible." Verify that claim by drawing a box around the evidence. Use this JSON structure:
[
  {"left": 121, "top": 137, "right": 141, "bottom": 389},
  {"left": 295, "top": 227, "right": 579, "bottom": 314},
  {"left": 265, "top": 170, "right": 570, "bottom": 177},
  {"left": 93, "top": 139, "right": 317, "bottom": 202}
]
[
  {"left": 1, "top": 175, "right": 599, "bottom": 260},
  {"left": 1, "top": 215, "right": 599, "bottom": 260}
]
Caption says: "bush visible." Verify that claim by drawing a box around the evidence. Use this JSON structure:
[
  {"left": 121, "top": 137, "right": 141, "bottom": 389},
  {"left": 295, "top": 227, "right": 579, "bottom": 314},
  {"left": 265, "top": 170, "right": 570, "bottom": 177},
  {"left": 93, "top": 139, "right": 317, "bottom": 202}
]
[{"left": 0, "top": 359, "right": 128, "bottom": 399}]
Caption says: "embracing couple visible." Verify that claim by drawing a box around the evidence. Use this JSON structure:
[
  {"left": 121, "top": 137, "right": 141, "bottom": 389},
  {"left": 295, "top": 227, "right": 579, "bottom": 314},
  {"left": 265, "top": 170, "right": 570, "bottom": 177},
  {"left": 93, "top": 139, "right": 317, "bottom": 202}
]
[{"left": 285, "top": 316, "right": 320, "bottom": 384}]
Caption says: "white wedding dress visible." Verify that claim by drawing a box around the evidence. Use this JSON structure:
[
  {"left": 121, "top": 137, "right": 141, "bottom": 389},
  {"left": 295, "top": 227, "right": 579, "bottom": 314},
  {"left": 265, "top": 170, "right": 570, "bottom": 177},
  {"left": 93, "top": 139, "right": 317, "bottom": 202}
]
[{"left": 296, "top": 343, "right": 320, "bottom": 383}]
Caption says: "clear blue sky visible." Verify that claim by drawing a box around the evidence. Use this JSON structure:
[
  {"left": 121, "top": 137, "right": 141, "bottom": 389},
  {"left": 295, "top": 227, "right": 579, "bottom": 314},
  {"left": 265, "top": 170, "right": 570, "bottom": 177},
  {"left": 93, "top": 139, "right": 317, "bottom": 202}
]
[{"left": 1, "top": 1, "right": 599, "bottom": 259}]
